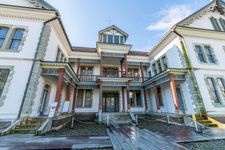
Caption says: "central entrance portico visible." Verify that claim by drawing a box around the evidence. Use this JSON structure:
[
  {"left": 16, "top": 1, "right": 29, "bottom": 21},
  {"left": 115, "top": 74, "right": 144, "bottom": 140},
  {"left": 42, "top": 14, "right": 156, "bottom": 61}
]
[{"left": 102, "top": 92, "right": 119, "bottom": 112}]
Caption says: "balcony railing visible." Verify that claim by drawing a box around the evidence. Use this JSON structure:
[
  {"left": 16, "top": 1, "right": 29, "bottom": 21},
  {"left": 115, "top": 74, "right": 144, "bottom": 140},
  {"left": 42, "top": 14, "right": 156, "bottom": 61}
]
[
  {"left": 78, "top": 74, "right": 148, "bottom": 82},
  {"left": 78, "top": 75, "right": 98, "bottom": 82}
]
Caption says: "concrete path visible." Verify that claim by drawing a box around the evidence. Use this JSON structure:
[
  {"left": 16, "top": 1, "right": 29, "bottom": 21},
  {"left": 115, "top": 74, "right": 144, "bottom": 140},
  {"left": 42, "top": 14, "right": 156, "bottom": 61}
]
[
  {"left": 107, "top": 124, "right": 188, "bottom": 150},
  {"left": 156, "top": 127, "right": 225, "bottom": 143},
  {"left": 0, "top": 134, "right": 112, "bottom": 150}
]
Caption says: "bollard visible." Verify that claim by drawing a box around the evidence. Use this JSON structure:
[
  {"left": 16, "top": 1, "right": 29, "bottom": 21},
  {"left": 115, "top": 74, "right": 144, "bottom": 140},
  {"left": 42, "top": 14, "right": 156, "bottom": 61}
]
[
  {"left": 167, "top": 115, "right": 171, "bottom": 125},
  {"left": 136, "top": 115, "right": 138, "bottom": 127},
  {"left": 70, "top": 116, "right": 75, "bottom": 129},
  {"left": 107, "top": 115, "right": 109, "bottom": 127}
]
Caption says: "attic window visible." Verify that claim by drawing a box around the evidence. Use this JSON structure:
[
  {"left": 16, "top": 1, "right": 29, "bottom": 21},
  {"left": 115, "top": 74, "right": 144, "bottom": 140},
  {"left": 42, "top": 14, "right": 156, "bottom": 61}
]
[
  {"left": 210, "top": 17, "right": 222, "bottom": 31},
  {"left": 219, "top": 18, "right": 225, "bottom": 31}
]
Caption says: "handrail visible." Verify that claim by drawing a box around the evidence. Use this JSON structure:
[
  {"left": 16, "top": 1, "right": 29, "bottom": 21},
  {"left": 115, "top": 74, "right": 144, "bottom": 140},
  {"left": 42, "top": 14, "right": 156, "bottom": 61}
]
[
  {"left": 1, "top": 119, "right": 21, "bottom": 136},
  {"left": 36, "top": 118, "right": 53, "bottom": 136}
]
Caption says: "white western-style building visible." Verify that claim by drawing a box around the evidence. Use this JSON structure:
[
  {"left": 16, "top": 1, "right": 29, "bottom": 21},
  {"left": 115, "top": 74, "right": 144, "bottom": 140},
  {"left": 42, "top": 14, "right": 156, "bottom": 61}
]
[{"left": 1, "top": 0, "right": 225, "bottom": 124}]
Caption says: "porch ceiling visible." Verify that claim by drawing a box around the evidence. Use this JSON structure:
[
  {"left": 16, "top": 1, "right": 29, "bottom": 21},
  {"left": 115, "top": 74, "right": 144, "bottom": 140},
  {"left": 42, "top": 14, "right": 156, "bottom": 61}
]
[
  {"left": 40, "top": 61, "right": 79, "bottom": 84},
  {"left": 143, "top": 68, "right": 187, "bottom": 89}
]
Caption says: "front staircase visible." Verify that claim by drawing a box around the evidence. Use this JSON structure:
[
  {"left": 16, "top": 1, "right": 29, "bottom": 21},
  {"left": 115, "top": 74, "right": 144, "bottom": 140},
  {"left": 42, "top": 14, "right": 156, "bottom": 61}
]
[
  {"left": 101, "top": 113, "right": 135, "bottom": 125},
  {"left": 195, "top": 115, "right": 218, "bottom": 127},
  {"left": 10, "top": 117, "right": 46, "bottom": 134}
]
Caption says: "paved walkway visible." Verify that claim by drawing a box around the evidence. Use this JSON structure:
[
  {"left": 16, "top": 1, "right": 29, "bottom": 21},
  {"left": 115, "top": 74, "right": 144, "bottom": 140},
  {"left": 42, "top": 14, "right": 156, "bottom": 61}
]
[
  {"left": 107, "top": 124, "right": 188, "bottom": 150},
  {"left": 0, "top": 134, "right": 112, "bottom": 150},
  {"left": 156, "top": 127, "right": 225, "bottom": 143}
]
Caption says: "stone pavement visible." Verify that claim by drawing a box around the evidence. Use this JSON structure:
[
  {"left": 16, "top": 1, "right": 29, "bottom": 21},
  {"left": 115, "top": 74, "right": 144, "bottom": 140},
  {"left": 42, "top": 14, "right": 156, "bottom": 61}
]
[
  {"left": 155, "top": 127, "right": 225, "bottom": 143},
  {"left": 0, "top": 134, "right": 112, "bottom": 150},
  {"left": 107, "top": 124, "right": 188, "bottom": 150}
]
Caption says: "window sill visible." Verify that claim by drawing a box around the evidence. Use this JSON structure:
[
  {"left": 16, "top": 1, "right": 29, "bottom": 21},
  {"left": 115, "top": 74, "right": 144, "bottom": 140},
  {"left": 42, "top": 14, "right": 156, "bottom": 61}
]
[
  {"left": 0, "top": 49, "right": 21, "bottom": 53},
  {"left": 75, "top": 107, "right": 92, "bottom": 109},
  {"left": 131, "top": 106, "right": 143, "bottom": 108},
  {"left": 198, "top": 62, "right": 218, "bottom": 65},
  {"left": 212, "top": 103, "right": 225, "bottom": 107}
]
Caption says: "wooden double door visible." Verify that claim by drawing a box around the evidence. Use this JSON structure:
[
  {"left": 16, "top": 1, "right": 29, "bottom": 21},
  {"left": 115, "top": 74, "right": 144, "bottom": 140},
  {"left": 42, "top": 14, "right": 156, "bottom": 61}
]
[{"left": 102, "top": 93, "right": 119, "bottom": 112}]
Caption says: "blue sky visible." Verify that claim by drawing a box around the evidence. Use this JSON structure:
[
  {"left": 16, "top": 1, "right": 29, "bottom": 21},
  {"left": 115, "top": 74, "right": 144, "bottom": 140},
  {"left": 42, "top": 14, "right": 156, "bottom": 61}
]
[{"left": 46, "top": 0, "right": 210, "bottom": 51}]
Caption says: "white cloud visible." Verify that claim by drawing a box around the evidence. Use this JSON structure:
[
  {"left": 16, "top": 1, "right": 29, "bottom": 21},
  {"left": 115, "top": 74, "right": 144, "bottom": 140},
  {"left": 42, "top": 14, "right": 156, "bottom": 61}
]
[{"left": 146, "top": 4, "right": 193, "bottom": 31}]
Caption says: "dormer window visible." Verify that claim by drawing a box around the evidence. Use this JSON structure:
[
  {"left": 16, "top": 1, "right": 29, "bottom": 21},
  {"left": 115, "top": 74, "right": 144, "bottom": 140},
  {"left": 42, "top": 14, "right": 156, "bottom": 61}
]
[
  {"left": 114, "top": 35, "right": 119, "bottom": 44},
  {"left": 102, "top": 34, "right": 125, "bottom": 44},
  {"left": 108, "top": 35, "right": 113, "bottom": 44},
  {"left": 120, "top": 36, "right": 124, "bottom": 44},
  {"left": 99, "top": 25, "right": 128, "bottom": 45},
  {"left": 103, "top": 34, "right": 107, "bottom": 43}
]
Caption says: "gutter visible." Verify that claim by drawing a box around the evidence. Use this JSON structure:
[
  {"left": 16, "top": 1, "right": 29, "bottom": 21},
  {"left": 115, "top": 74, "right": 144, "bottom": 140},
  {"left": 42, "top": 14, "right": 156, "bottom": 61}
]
[
  {"left": 17, "top": 16, "right": 59, "bottom": 119},
  {"left": 172, "top": 28, "right": 207, "bottom": 116}
]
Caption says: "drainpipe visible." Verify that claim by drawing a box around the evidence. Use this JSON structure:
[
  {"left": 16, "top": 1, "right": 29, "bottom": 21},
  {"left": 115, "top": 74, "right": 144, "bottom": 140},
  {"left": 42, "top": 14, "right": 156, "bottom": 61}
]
[
  {"left": 172, "top": 28, "right": 206, "bottom": 117},
  {"left": 17, "top": 15, "right": 59, "bottom": 119}
]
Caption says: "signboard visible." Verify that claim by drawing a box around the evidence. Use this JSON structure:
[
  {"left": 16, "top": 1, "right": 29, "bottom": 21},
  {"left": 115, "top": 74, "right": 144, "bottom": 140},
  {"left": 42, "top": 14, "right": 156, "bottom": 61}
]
[
  {"left": 48, "top": 102, "right": 58, "bottom": 118},
  {"left": 62, "top": 100, "right": 70, "bottom": 112}
]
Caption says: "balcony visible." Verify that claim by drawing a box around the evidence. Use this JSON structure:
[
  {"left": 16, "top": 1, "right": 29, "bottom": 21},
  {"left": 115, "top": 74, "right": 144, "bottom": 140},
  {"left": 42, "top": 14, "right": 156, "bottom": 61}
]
[
  {"left": 78, "top": 74, "right": 148, "bottom": 83},
  {"left": 78, "top": 75, "right": 98, "bottom": 82}
]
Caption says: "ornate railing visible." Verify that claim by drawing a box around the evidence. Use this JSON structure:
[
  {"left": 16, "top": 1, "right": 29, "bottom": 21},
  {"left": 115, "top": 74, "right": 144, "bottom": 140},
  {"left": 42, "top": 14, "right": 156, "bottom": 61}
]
[
  {"left": 78, "top": 74, "right": 148, "bottom": 82},
  {"left": 78, "top": 75, "right": 98, "bottom": 82}
]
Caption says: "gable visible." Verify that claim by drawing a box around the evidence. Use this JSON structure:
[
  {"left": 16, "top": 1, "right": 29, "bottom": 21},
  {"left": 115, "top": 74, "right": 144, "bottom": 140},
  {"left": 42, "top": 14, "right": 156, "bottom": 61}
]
[
  {"left": 0, "top": 0, "right": 55, "bottom": 10},
  {"left": 99, "top": 25, "right": 128, "bottom": 38},
  {"left": 188, "top": 11, "right": 225, "bottom": 30},
  {"left": 177, "top": 0, "right": 225, "bottom": 31}
]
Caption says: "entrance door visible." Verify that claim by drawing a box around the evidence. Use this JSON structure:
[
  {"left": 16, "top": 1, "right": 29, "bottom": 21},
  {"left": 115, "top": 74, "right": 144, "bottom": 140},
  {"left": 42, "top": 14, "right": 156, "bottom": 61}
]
[
  {"left": 40, "top": 85, "right": 51, "bottom": 116},
  {"left": 176, "top": 87, "right": 185, "bottom": 113},
  {"left": 103, "top": 93, "right": 119, "bottom": 112}
]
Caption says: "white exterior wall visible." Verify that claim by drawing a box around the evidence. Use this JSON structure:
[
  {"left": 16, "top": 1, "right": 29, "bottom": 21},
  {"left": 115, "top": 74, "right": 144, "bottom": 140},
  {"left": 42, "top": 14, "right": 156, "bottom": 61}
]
[
  {"left": 149, "top": 37, "right": 184, "bottom": 76},
  {"left": 184, "top": 36, "right": 225, "bottom": 114},
  {"left": 0, "top": 60, "right": 32, "bottom": 119},
  {"left": 44, "top": 26, "right": 70, "bottom": 61},
  {"left": 0, "top": 16, "right": 43, "bottom": 119}
]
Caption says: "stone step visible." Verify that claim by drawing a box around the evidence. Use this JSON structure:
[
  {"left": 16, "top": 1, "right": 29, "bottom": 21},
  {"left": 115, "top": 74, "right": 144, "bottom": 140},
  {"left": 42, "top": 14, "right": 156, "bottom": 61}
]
[
  {"left": 10, "top": 128, "right": 37, "bottom": 134},
  {"left": 204, "top": 123, "right": 218, "bottom": 127},
  {"left": 15, "top": 124, "right": 40, "bottom": 129},
  {"left": 20, "top": 120, "right": 44, "bottom": 125},
  {"left": 198, "top": 120, "right": 212, "bottom": 124}
]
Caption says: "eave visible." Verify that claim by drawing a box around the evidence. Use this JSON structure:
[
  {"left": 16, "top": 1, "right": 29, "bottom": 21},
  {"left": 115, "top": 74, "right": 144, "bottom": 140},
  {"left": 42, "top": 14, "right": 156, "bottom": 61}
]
[{"left": 175, "top": 25, "right": 225, "bottom": 40}]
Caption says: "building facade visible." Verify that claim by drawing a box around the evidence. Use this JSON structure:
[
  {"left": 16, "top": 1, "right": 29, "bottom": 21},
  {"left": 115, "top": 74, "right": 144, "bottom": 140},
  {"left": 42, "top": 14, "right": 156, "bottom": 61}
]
[{"left": 1, "top": 0, "right": 225, "bottom": 122}]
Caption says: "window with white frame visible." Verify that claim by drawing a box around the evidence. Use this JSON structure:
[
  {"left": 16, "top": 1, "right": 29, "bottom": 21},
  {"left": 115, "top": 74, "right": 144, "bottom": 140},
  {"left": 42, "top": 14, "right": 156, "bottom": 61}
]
[
  {"left": 0, "top": 25, "right": 26, "bottom": 51},
  {"left": 204, "top": 45, "right": 216, "bottom": 63},
  {"left": 219, "top": 18, "right": 225, "bottom": 31},
  {"left": 0, "top": 27, "right": 9, "bottom": 48},
  {"left": 195, "top": 45, "right": 207, "bottom": 63},
  {"left": 108, "top": 35, "right": 113, "bottom": 44},
  {"left": 114, "top": 35, "right": 119, "bottom": 44},
  {"left": 152, "top": 63, "right": 157, "bottom": 75},
  {"left": 195, "top": 45, "right": 216, "bottom": 64},
  {"left": 101, "top": 34, "right": 125, "bottom": 44},
  {"left": 206, "top": 77, "right": 221, "bottom": 104},
  {"left": 157, "top": 60, "right": 162, "bottom": 73},
  {"left": 76, "top": 89, "right": 93, "bottom": 108},
  {"left": 210, "top": 17, "right": 222, "bottom": 31},
  {"left": 162, "top": 56, "right": 168, "bottom": 70},
  {"left": 129, "top": 90, "right": 142, "bottom": 107},
  {"left": 217, "top": 78, "right": 225, "bottom": 97},
  {"left": 0, "top": 69, "right": 10, "bottom": 97},
  {"left": 56, "top": 48, "right": 67, "bottom": 62},
  {"left": 9, "top": 29, "right": 25, "bottom": 51}
]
